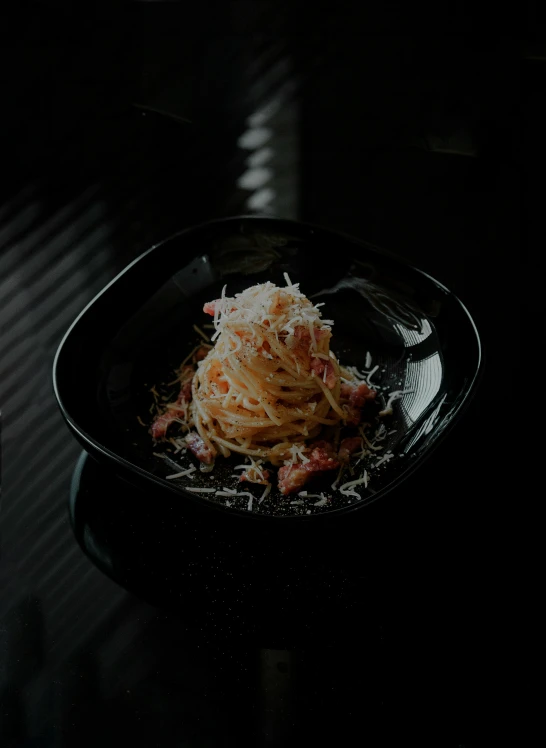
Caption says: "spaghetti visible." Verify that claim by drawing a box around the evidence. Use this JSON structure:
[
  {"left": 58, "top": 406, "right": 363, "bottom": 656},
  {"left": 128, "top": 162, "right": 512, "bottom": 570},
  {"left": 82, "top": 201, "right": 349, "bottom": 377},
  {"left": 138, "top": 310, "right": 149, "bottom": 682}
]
[{"left": 190, "top": 275, "right": 343, "bottom": 466}]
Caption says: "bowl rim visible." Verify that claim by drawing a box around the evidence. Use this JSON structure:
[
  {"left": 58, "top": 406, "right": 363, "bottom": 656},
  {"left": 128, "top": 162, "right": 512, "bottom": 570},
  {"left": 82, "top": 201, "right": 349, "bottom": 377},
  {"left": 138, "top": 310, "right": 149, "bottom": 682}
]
[{"left": 53, "top": 214, "right": 484, "bottom": 523}]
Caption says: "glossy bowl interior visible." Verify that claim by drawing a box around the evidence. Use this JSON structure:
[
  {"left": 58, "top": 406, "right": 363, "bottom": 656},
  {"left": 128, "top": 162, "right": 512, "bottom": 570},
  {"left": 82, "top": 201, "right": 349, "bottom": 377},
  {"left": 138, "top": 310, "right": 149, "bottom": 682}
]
[{"left": 53, "top": 216, "right": 482, "bottom": 523}]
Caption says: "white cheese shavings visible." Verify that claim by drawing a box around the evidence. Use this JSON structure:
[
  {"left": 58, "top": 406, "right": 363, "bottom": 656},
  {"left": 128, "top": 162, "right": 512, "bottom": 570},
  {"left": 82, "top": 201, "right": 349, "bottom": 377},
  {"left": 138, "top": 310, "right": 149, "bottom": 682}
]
[
  {"left": 209, "top": 280, "right": 332, "bottom": 356},
  {"left": 372, "top": 423, "right": 388, "bottom": 443},
  {"left": 169, "top": 437, "right": 187, "bottom": 453},
  {"left": 165, "top": 465, "right": 196, "bottom": 480},
  {"left": 215, "top": 490, "right": 254, "bottom": 500},
  {"left": 287, "top": 443, "right": 310, "bottom": 465},
  {"left": 331, "top": 466, "right": 345, "bottom": 491},
  {"left": 185, "top": 487, "right": 216, "bottom": 493},
  {"left": 379, "top": 389, "right": 414, "bottom": 417},
  {"left": 297, "top": 490, "right": 329, "bottom": 506},
  {"left": 373, "top": 452, "right": 394, "bottom": 468},
  {"left": 366, "top": 364, "right": 379, "bottom": 386},
  {"left": 339, "top": 471, "right": 369, "bottom": 499},
  {"left": 259, "top": 484, "right": 272, "bottom": 503},
  {"left": 345, "top": 365, "right": 367, "bottom": 381},
  {"left": 233, "top": 457, "right": 267, "bottom": 482}
]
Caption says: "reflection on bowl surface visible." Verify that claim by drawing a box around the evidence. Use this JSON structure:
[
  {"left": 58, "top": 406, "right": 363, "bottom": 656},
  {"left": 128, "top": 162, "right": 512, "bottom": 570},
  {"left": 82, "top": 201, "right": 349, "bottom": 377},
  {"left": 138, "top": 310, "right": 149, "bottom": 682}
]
[{"left": 54, "top": 217, "right": 481, "bottom": 522}]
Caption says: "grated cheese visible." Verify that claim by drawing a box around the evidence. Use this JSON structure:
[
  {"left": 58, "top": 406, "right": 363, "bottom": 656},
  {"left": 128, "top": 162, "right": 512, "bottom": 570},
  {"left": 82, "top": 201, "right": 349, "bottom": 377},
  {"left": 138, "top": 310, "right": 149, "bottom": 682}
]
[
  {"left": 170, "top": 437, "right": 187, "bottom": 453},
  {"left": 233, "top": 456, "right": 267, "bottom": 482},
  {"left": 345, "top": 365, "right": 367, "bottom": 381},
  {"left": 373, "top": 452, "right": 394, "bottom": 468},
  {"left": 215, "top": 490, "right": 254, "bottom": 502},
  {"left": 259, "top": 484, "right": 272, "bottom": 503},
  {"left": 379, "top": 389, "right": 414, "bottom": 417},
  {"left": 298, "top": 490, "right": 328, "bottom": 506},
  {"left": 331, "top": 465, "right": 345, "bottom": 491},
  {"left": 366, "top": 365, "right": 379, "bottom": 386},
  {"left": 338, "top": 471, "right": 369, "bottom": 499},
  {"left": 208, "top": 279, "right": 332, "bottom": 356},
  {"left": 165, "top": 465, "right": 196, "bottom": 480},
  {"left": 287, "top": 443, "right": 310, "bottom": 465}
]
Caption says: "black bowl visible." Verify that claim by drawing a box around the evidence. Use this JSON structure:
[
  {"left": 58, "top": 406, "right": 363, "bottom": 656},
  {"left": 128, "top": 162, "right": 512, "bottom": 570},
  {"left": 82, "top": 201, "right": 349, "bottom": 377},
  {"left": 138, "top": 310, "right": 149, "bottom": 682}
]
[
  {"left": 53, "top": 216, "right": 482, "bottom": 525},
  {"left": 68, "top": 449, "right": 391, "bottom": 642}
]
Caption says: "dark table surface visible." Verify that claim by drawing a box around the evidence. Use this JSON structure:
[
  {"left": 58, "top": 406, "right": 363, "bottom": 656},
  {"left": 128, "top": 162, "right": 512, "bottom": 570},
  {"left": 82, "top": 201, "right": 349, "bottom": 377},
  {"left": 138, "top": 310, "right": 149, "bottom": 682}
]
[{"left": 1, "top": 3, "right": 525, "bottom": 746}]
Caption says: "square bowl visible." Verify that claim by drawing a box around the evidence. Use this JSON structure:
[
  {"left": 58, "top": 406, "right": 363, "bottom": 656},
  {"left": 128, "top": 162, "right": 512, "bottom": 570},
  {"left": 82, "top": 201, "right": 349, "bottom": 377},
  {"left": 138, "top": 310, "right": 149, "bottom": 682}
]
[{"left": 53, "top": 216, "right": 482, "bottom": 525}]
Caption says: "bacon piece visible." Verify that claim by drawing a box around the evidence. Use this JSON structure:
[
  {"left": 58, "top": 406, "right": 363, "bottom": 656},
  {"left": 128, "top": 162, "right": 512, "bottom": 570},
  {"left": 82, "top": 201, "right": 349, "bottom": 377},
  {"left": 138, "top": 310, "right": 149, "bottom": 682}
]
[
  {"left": 150, "top": 413, "right": 177, "bottom": 440},
  {"left": 177, "top": 381, "right": 192, "bottom": 404},
  {"left": 349, "top": 382, "right": 377, "bottom": 408},
  {"left": 338, "top": 437, "right": 362, "bottom": 463},
  {"left": 203, "top": 300, "right": 218, "bottom": 316},
  {"left": 308, "top": 440, "right": 337, "bottom": 460},
  {"left": 306, "top": 443, "right": 340, "bottom": 472},
  {"left": 174, "top": 365, "right": 195, "bottom": 404},
  {"left": 278, "top": 465, "right": 309, "bottom": 495},
  {"left": 278, "top": 442, "right": 340, "bottom": 495},
  {"left": 185, "top": 432, "right": 215, "bottom": 464},
  {"left": 340, "top": 381, "right": 377, "bottom": 407},
  {"left": 310, "top": 357, "right": 337, "bottom": 389},
  {"left": 340, "top": 381, "right": 376, "bottom": 424},
  {"left": 324, "top": 362, "right": 337, "bottom": 389},
  {"left": 340, "top": 382, "right": 355, "bottom": 400},
  {"left": 195, "top": 346, "right": 210, "bottom": 362},
  {"left": 343, "top": 406, "right": 362, "bottom": 427},
  {"left": 310, "top": 357, "right": 323, "bottom": 376}
]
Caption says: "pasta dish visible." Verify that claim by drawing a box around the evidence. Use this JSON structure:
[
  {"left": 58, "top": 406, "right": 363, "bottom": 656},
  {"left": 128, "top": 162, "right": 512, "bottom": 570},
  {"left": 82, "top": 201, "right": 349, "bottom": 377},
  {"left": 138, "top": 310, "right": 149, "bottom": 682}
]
[{"left": 148, "top": 276, "right": 406, "bottom": 506}]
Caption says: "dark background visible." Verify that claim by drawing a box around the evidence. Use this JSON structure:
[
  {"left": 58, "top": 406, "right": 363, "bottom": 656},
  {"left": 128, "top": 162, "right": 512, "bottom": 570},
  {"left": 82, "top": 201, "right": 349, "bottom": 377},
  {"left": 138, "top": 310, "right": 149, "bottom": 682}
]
[{"left": 1, "top": 1, "right": 526, "bottom": 746}]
